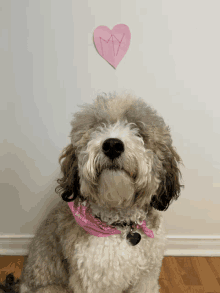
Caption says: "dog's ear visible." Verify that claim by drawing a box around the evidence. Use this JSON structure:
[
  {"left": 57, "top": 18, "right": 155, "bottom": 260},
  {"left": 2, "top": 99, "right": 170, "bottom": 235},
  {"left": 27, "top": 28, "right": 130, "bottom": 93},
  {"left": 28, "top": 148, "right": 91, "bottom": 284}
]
[
  {"left": 150, "top": 146, "right": 184, "bottom": 211},
  {"left": 55, "top": 144, "right": 80, "bottom": 202}
]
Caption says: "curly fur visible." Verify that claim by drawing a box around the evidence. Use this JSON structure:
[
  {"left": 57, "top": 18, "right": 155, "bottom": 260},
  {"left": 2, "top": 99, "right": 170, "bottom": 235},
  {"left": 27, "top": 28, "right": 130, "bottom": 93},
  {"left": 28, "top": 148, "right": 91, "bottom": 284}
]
[{"left": 19, "top": 92, "right": 184, "bottom": 293}]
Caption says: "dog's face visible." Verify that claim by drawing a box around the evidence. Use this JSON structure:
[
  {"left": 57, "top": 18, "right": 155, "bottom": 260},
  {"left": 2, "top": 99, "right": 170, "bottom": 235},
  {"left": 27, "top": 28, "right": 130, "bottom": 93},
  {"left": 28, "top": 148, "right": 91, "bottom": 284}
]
[{"left": 56, "top": 94, "right": 184, "bottom": 211}]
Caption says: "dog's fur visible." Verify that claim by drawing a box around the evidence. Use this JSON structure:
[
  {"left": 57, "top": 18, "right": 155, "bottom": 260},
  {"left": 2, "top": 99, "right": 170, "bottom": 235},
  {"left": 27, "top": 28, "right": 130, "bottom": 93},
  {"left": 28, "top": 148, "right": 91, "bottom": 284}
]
[{"left": 20, "top": 93, "right": 184, "bottom": 293}]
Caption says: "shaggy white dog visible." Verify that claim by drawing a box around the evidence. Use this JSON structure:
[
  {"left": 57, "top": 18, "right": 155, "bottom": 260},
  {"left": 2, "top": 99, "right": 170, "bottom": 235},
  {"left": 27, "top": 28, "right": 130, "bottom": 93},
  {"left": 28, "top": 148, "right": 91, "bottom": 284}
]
[{"left": 20, "top": 93, "right": 184, "bottom": 293}]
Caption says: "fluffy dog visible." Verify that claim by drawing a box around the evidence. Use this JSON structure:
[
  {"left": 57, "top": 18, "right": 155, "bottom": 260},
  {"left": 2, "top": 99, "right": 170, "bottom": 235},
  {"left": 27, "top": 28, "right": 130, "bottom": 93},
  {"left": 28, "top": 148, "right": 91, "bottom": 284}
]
[{"left": 20, "top": 93, "right": 184, "bottom": 293}]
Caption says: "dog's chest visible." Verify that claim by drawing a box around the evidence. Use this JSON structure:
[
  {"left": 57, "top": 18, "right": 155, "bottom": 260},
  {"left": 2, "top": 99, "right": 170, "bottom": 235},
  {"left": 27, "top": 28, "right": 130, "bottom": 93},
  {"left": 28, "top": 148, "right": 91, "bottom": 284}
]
[{"left": 73, "top": 232, "right": 152, "bottom": 290}]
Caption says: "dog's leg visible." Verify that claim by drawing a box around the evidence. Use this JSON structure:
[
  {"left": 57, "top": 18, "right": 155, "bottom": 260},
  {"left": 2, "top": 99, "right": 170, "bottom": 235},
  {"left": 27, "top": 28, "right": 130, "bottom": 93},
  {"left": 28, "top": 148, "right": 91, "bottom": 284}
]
[
  {"left": 127, "top": 269, "right": 161, "bottom": 293},
  {"left": 69, "top": 274, "right": 125, "bottom": 293},
  {"left": 69, "top": 273, "right": 85, "bottom": 293},
  {"left": 127, "top": 277, "right": 160, "bottom": 293},
  {"left": 20, "top": 283, "right": 71, "bottom": 293},
  {"left": 131, "top": 277, "right": 159, "bottom": 293},
  {"left": 35, "top": 285, "right": 71, "bottom": 293}
]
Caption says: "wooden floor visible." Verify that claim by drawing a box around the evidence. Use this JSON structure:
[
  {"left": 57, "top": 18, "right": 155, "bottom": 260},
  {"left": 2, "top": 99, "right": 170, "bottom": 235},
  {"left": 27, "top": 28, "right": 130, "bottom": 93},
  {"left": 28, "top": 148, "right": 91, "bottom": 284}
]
[
  {"left": 160, "top": 257, "right": 220, "bottom": 293},
  {"left": 0, "top": 256, "right": 220, "bottom": 292}
]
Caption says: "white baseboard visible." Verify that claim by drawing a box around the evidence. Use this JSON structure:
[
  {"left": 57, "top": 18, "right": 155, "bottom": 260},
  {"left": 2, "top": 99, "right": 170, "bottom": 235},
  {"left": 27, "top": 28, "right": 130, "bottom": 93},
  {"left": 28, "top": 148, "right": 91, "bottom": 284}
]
[
  {"left": 0, "top": 234, "right": 220, "bottom": 256},
  {"left": 165, "top": 235, "right": 220, "bottom": 256},
  {"left": 0, "top": 234, "right": 33, "bottom": 256}
]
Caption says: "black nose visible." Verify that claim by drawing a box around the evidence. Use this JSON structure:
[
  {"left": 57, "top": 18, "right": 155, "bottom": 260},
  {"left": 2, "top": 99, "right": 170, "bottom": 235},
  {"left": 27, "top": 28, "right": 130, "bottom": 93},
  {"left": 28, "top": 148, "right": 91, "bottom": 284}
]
[{"left": 102, "top": 138, "right": 124, "bottom": 160}]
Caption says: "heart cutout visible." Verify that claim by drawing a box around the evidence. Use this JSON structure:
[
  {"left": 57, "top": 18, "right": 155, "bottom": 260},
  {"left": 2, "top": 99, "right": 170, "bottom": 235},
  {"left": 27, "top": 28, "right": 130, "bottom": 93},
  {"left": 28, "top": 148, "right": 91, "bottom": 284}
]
[{"left": 93, "top": 24, "right": 131, "bottom": 69}]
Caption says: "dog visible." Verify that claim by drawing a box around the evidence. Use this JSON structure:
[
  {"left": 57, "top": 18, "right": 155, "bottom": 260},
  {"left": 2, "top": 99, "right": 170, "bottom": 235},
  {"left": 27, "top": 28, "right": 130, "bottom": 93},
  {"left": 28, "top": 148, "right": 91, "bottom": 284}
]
[{"left": 20, "top": 93, "right": 184, "bottom": 293}]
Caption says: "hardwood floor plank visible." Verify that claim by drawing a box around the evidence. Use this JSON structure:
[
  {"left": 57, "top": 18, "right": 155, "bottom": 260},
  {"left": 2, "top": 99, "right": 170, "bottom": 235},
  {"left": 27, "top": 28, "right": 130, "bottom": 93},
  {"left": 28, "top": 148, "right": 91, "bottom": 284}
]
[
  {"left": 159, "top": 278, "right": 171, "bottom": 293},
  {"left": 159, "top": 257, "right": 168, "bottom": 280},
  {"left": 190, "top": 257, "right": 220, "bottom": 292},
  {"left": 186, "top": 286, "right": 205, "bottom": 293},
  {"left": 159, "top": 258, "right": 172, "bottom": 293},
  {"left": 205, "top": 257, "right": 220, "bottom": 280},
  {"left": 162, "top": 256, "right": 188, "bottom": 293},
  {"left": 0, "top": 256, "right": 25, "bottom": 283},
  {"left": 176, "top": 257, "right": 202, "bottom": 286}
]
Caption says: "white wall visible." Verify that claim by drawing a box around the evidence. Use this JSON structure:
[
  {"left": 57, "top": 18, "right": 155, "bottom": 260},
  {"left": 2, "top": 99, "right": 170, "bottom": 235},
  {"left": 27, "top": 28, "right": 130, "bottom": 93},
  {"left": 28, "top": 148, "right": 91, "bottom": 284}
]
[{"left": 1, "top": 0, "right": 220, "bottom": 238}]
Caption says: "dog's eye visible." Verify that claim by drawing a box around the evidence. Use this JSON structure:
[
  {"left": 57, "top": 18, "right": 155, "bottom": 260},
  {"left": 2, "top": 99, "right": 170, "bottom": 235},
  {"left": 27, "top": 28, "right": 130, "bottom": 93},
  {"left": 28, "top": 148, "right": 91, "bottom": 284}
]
[{"left": 134, "top": 130, "right": 143, "bottom": 139}]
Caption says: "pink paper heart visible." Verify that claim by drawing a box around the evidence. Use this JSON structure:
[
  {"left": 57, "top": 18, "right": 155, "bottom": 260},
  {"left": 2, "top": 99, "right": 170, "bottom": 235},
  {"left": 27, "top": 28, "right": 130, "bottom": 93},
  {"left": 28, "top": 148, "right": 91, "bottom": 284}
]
[{"left": 93, "top": 24, "right": 131, "bottom": 68}]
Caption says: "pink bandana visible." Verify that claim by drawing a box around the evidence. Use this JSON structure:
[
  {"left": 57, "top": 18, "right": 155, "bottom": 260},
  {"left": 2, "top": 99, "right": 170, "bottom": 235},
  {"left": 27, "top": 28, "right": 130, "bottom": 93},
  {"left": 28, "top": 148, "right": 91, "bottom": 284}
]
[{"left": 68, "top": 201, "right": 154, "bottom": 238}]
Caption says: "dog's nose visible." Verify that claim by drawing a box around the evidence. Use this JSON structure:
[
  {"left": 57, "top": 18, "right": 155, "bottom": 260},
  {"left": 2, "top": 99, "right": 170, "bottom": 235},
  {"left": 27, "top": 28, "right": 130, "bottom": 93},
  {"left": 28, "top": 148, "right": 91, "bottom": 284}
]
[{"left": 102, "top": 138, "right": 124, "bottom": 160}]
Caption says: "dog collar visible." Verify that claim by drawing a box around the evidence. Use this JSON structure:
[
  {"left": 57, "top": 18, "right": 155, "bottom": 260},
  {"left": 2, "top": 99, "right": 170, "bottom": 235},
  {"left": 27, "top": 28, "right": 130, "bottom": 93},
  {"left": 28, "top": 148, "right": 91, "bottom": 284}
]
[{"left": 68, "top": 200, "right": 154, "bottom": 241}]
